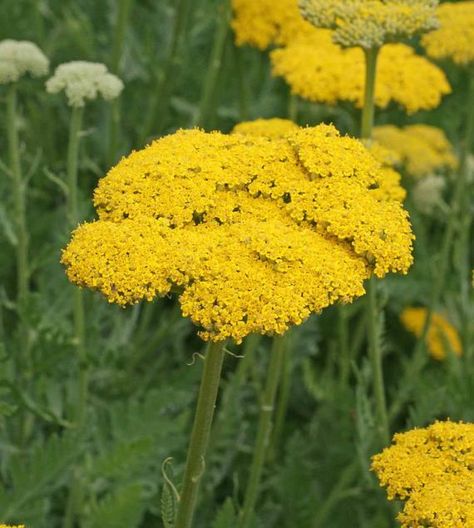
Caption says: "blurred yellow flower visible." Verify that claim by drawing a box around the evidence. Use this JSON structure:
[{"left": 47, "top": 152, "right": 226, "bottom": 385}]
[
  {"left": 423, "top": 1, "right": 474, "bottom": 66},
  {"left": 372, "top": 420, "right": 474, "bottom": 528},
  {"left": 0, "top": 525, "right": 25, "bottom": 528},
  {"left": 271, "top": 32, "right": 450, "bottom": 113},
  {"left": 373, "top": 124, "right": 458, "bottom": 178},
  {"left": 62, "top": 125, "right": 413, "bottom": 343},
  {"left": 232, "top": 118, "right": 299, "bottom": 138},
  {"left": 400, "top": 307, "right": 462, "bottom": 360},
  {"left": 299, "top": 0, "right": 439, "bottom": 49}
]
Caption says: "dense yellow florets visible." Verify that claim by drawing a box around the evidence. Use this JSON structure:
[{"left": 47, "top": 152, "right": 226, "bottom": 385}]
[
  {"left": 372, "top": 421, "right": 474, "bottom": 527},
  {"left": 232, "top": 118, "right": 299, "bottom": 138},
  {"left": 423, "top": 1, "right": 474, "bottom": 66},
  {"left": 400, "top": 307, "right": 462, "bottom": 360},
  {"left": 231, "top": 0, "right": 312, "bottom": 49},
  {"left": 299, "top": 0, "right": 439, "bottom": 49},
  {"left": 0, "top": 525, "right": 25, "bottom": 528},
  {"left": 271, "top": 32, "right": 450, "bottom": 113},
  {"left": 373, "top": 124, "right": 458, "bottom": 178},
  {"left": 62, "top": 125, "right": 414, "bottom": 343}
]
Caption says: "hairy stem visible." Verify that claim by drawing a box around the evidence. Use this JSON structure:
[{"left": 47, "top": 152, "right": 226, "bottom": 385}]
[
  {"left": 175, "top": 340, "right": 226, "bottom": 528},
  {"left": 238, "top": 335, "right": 286, "bottom": 528}
]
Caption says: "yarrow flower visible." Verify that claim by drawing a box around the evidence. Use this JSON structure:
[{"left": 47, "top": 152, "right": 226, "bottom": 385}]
[
  {"left": 372, "top": 420, "right": 474, "bottom": 527},
  {"left": 62, "top": 125, "right": 414, "bottom": 343},
  {"left": 46, "top": 61, "right": 123, "bottom": 107},
  {"left": 400, "top": 307, "right": 462, "bottom": 360},
  {"left": 232, "top": 118, "right": 299, "bottom": 138},
  {"left": 373, "top": 125, "right": 458, "bottom": 178},
  {"left": 0, "top": 525, "right": 25, "bottom": 528},
  {"left": 299, "top": 0, "right": 439, "bottom": 49},
  {"left": 271, "top": 31, "right": 451, "bottom": 114},
  {"left": 0, "top": 39, "right": 49, "bottom": 84},
  {"left": 423, "top": 1, "right": 474, "bottom": 66},
  {"left": 412, "top": 174, "right": 446, "bottom": 215}
]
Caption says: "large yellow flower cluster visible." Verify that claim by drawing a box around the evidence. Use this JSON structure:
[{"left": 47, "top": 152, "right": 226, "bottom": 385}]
[
  {"left": 271, "top": 31, "right": 451, "bottom": 113},
  {"left": 400, "top": 307, "right": 462, "bottom": 360},
  {"left": 232, "top": 117, "right": 299, "bottom": 138},
  {"left": 423, "top": 1, "right": 474, "bottom": 66},
  {"left": 373, "top": 124, "right": 458, "bottom": 178},
  {"left": 299, "top": 0, "right": 439, "bottom": 49},
  {"left": 372, "top": 421, "right": 474, "bottom": 527},
  {"left": 62, "top": 125, "right": 414, "bottom": 343}
]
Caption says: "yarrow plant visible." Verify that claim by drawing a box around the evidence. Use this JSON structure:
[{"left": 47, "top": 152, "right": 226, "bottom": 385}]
[
  {"left": 372, "top": 420, "right": 474, "bottom": 527},
  {"left": 401, "top": 307, "right": 462, "bottom": 360},
  {"left": 62, "top": 123, "right": 414, "bottom": 528},
  {"left": 0, "top": 39, "right": 49, "bottom": 83},
  {"left": 373, "top": 124, "right": 458, "bottom": 178}
]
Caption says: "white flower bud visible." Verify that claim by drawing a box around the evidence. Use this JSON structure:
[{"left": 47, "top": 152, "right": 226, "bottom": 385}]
[
  {"left": 0, "top": 39, "right": 49, "bottom": 84},
  {"left": 412, "top": 174, "right": 445, "bottom": 215},
  {"left": 46, "top": 61, "right": 124, "bottom": 107}
]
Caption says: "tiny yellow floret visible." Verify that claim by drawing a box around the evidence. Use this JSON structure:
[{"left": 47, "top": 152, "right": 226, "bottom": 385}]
[
  {"left": 400, "top": 307, "right": 462, "bottom": 360},
  {"left": 372, "top": 420, "right": 474, "bottom": 527}
]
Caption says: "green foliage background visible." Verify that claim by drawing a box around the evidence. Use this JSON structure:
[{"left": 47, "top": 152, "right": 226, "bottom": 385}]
[{"left": 0, "top": 1, "right": 472, "bottom": 527}]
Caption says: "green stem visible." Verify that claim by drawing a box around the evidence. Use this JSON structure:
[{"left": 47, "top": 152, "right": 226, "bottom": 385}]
[
  {"left": 288, "top": 93, "right": 298, "bottom": 122},
  {"left": 360, "top": 47, "right": 379, "bottom": 140},
  {"left": 66, "top": 106, "right": 84, "bottom": 228},
  {"left": 360, "top": 46, "right": 389, "bottom": 445},
  {"left": 238, "top": 335, "right": 286, "bottom": 528},
  {"left": 367, "top": 278, "right": 389, "bottom": 446},
  {"left": 175, "top": 340, "right": 226, "bottom": 528},
  {"left": 338, "top": 305, "right": 350, "bottom": 387},
  {"left": 6, "top": 85, "right": 30, "bottom": 370},
  {"left": 140, "top": 0, "right": 191, "bottom": 142},
  {"left": 193, "top": 0, "right": 231, "bottom": 129},
  {"left": 233, "top": 44, "right": 250, "bottom": 122}
]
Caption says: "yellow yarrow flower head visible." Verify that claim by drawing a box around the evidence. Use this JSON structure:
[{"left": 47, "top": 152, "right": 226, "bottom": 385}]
[
  {"left": 0, "top": 39, "right": 49, "bottom": 84},
  {"left": 423, "top": 1, "right": 474, "bottom": 66},
  {"left": 46, "top": 61, "right": 124, "bottom": 108},
  {"left": 231, "top": 0, "right": 313, "bottom": 49},
  {"left": 373, "top": 124, "right": 458, "bottom": 178},
  {"left": 0, "top": 525, "right": 26, "bottom": 528},
  {"left": 372, "top": 420, "right": 474, "bottom": 527},
  {"left": 299, "top": 0, "right": 439, "bottom": 49},
  {"left": 232, "top": 118, "right": 299, "bottom": 138},
  {"left": 400, "top": 307, "right": 462, "bottom": 360},
  {"left": 271, "top": 31, "right": 451, "bottom": 113},
  {"left": 62, "top": 125, "right": 414, "bottom": 343}
]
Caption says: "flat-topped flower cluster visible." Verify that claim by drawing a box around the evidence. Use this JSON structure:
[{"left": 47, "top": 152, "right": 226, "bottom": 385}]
[
  {"left": 372, "top": 421, "right": 474, "bottom": 527},
  {"left": 62, "top": 125, "right": 414, "bottom": 343}
]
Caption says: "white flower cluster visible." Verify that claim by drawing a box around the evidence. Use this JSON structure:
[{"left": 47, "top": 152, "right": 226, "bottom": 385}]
[
  {"left": 46, "top": 61, "right": 124, "bottom": 107},
  {"left": 412, "top": 174, "right": 446, "bottom": 215},
  {"left": 0, "top": 39, "right": 49, "bottom": 84}
]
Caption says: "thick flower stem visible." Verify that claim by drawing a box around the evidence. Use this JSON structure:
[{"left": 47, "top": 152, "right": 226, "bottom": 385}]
[
  {"left": 6, "top": 85, "right": 30, "bottom": 375},
  {"left": 193, "top": 0, "right": 231, "bottom": 129},
  {"left": 360, "top": 46, "right": 389, "bottom": 446},
  {"left": 175, "top": 340, "right": 226, "bottom": 528},
  {"left": 238, "top": 335, "right": 286, "bottom": 528},
  {"left": 360, "top": 47, "right": 379, "bottom": 140},
  {"left": 338, "top": 305, "right": 351, "bottom": 388}
]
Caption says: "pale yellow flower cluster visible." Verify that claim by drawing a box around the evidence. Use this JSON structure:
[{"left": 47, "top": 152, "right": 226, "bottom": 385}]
[
  {"left": 400, "top": 307, "right": 462, "bottom": 360},
  {"left": 299, "top": 0, "right": 439, "bottom": 49},
  {"left": 373, "top": 124, "right": 458, "bottom": 178},
  {"left": 62, "top": 125, "right": 413, "bottom": 343},
  {"left": 372, "top": 421, "right": 474, "bottom": 527},
  {"left": 0, "top": 39, "right": 49, "bottom": 84},
  {"left": 271, "top": 31, "right": 451, "bottom": 113},
  {"left": 423, "top": 1, "right": 474, "bottom": 66}
]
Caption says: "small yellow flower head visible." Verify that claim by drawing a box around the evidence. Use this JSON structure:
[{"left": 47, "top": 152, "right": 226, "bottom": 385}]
[
  {"left": 0, "top": 525, "right": 26, "bottom": 528},
  {"left": 232, "top": 118, "right": 299, "bottom": 138},
  {"left": 231, "top": 0, "right": 312, "bottom": 49},
  {"left": 62, "top": 125, "right": 414, "bottom": 343},
  {"left": 0, "top": 39, "right": 49, "bottom": 84},
  {"left": 46, "top": 61, "right": 124, "bottom": 108},
  {"left": 372, "top": 420, "right": 474, "bottom": 527},
  {"left": 423, "top": 1, "right": 474, "bottom": 66},
  {"left": 400, "top": 307, "right": 462, "bottom": 360},
  {"left": 368, "top": 143, "right": 406, "bottom": 202},
  {"left": 412, "top": 174, "right": 446, "bottom": 215},
  {"left": 373, "top": 124, "right": 458, "bottom": 178},
  {"left": 299, "top": 0, "right": 439, "bottom": 49},
  {"left": 271, "top": 34, "right": 450, "bottom": 114}
]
